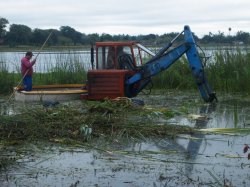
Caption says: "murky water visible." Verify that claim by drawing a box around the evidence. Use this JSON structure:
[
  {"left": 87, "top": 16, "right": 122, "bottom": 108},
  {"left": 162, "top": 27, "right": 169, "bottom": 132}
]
[{"left": 1, "top": 92, "right": 250, "bottom": 186}]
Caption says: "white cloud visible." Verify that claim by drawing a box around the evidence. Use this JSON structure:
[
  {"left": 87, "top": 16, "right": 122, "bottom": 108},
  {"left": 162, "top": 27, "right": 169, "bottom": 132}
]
[{"left": 1, "top": 0, "right": 250, "bottom": 37}]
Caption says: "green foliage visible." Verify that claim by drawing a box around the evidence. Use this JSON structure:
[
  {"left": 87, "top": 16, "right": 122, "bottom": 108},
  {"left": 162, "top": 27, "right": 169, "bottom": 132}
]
[
  {"left": 6, "top": 24, "right": 32, "bottom": 46},
  {"left": 0, "top": 59, "right": 18, "bottom": 93},
  {"left": 151, "top": 57, "right": 196, "bottom": 89},
  {"left": 0, "top": 101, "right": 192, "bottom": 142},
  {"left": 0, "top": 54, "right": 88, "bottom": 94},
  {"left": 150, "top": 50, "right": 250, "bottom": 93},
  {"left": 2, "top": 17, "right": 250, "bottom": 47},
  {"left": 206, "top": 49, "right": 250, "bottom": 92},
  {"left": 0, "top": 17, "right": 9, "bottom": 38},
  {"left": 1, "top": 48, "right": 250, "bottom": 94},
  {"left": 33, "top": 60, "right": 87, "bottom": 85}
]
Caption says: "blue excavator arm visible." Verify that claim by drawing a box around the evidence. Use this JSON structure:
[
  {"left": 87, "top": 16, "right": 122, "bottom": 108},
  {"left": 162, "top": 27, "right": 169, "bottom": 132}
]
[{"left": 125, "top": 25, "right": 217, "bottom": 102}]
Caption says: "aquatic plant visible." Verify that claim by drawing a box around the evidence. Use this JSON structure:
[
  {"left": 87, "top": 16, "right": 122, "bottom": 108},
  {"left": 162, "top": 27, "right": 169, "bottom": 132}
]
[
  {"left": 0, "top": 52, "right": 88, "bottom": 94},
  {"left": 1, "top": 47, "right": 250, "bottom": 94},
  {"left": 151, "top": 48, "right": 250, "bottom": 93},
  {"left": 206, "top": 48, "right": 250, "bottom": 92},
  {"left": 0, "top": 59, "right": 17, "bottom": 93},
  {"left": 0, "top": 100, "right": 193, "bottom": 144}
]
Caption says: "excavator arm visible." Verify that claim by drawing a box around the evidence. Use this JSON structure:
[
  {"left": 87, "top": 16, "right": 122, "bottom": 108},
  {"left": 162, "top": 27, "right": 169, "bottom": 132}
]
[{"left": 125, "top": 25, "right": 217, "bottom": 102}]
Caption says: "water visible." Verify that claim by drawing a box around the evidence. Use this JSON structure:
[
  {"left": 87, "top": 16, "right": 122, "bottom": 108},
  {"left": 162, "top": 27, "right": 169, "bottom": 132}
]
[
  {"left": 2, "top": 47, "right": 249, "bottom": 73},
  {"left": 1, "top": 92, "right": 250, "bottom": 186},
  {"left": 0, "top": 50, "right": 93, "bottom": 73}
]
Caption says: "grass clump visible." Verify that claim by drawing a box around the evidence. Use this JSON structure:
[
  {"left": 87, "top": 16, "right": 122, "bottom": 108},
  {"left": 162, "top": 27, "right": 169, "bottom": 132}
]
[
  {"left": 151, "top": 49, "right": 250, "bottom": 93},
  {"left": 0, "top": 51, "right": 88, "bottom": 94},
  {"left": 0, "top": 99, "right": 193, "bottom": 144},
  {"left": 206, "top": 49, "right": 250, "bottom": 92}
]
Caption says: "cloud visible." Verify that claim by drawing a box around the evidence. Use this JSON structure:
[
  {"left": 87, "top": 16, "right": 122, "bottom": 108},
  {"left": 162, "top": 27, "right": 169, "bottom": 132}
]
[{"left": 1, "top": 0, "right": 250, "bottom": 37}]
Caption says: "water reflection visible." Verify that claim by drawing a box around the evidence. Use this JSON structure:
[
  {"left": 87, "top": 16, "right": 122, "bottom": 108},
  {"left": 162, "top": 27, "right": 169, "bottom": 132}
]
[{"left": 184, "top": 104, "right": 216, "bottom": 175}]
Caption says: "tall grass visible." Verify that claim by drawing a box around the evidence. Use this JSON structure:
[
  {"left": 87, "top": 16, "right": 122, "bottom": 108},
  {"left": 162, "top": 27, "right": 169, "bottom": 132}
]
[
  {"left": 151, "top": 57, "right": 196, "bottom": 89},
  {"left": 32, "top": 51, "right": 88, "bottom": 85},
  {"left": 206, "top": 49, "right": 250, "bottom": 92},
  {"left": 1, "top": 49, "right": 250, "bottom": 94},
  {"left": 33, "top": 59, "right": 87, "bottom": 85},
  {"left": 152, "top": 49, "right": 250, "bottom": 93},
  {"left": 0, "top": 58, "right": 18, "bottom": 94},
  {"left": 0, "top": 52, "right": 88, "bottom": 94}
]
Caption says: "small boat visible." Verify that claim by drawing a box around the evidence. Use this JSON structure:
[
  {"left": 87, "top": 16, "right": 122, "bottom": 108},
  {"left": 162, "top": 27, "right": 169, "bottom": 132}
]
[{"left": 14, "top": 84, "right": 87, "bottom": 102}]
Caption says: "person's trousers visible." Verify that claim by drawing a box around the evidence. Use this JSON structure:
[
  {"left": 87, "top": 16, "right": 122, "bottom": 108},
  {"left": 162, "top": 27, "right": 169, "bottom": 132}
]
[{"left": 23, "top": 75, "right": 32, "bottom": 91}]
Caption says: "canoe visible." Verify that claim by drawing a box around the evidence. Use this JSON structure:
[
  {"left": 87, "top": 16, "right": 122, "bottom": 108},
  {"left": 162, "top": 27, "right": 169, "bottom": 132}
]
[{"left": 14, "top": 84, "right": 87, "bottom": 102}]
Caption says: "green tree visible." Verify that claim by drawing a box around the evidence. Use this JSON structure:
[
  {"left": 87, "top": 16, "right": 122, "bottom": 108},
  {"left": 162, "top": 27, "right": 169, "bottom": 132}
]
[
  {"left": 87, "top": 33, "right": 99, "bottom": 44},
  {"left": 31, "top": 28, "right": 46, "bottom": 45},
  {"left": 60, "top": 26, "right": 82, "bottom": 45},
  {"left": 0, "top": 17, "right": 9, "bottom": 43},
  {"left": 100, "top": 33, "right": 112, "bottom": 41},
  {"left": 6, "top": 24, "right": 32, "bottom": 46},
  {"left": 235, "top": 31, "right": 250, "bottom": 44},
  {"left": 31, "top": 29, "right": 58, "bottom": 46}
]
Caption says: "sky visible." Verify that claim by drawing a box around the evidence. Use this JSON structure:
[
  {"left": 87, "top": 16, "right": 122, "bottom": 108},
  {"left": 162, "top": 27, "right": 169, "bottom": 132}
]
[{"left": 1, "top": 0, "right": 250, "bottom": 37}]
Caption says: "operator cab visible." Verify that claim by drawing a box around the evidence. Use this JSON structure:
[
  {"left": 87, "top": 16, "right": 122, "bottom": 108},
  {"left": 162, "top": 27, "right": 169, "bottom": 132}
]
[{"left": 94, "top": 42, "right": 155, "bottom": 70}]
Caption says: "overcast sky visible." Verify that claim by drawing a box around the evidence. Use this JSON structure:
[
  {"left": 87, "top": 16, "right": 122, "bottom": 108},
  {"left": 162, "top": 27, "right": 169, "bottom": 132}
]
[{"left": 1, "top": 0, "right": 250, "bottom": 37}]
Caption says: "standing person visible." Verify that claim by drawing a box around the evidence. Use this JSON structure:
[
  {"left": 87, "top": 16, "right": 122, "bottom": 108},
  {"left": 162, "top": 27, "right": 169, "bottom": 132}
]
[{"left": 21, "top": 51, "right": 36, "bottom": 91}]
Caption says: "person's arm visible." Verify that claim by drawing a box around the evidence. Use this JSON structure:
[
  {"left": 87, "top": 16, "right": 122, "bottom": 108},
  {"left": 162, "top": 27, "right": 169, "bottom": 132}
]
[{"left": 22, "top": 58, "right": 36, "bottom": 68}]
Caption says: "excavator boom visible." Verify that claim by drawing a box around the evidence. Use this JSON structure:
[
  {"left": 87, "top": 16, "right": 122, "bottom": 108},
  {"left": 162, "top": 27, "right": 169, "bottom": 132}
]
[{"left": 125, "top": 25, "right": 217, "bottom": 102}]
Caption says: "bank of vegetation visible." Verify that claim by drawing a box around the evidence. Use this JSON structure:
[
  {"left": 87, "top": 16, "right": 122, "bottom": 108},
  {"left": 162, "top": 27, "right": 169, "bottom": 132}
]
[
  {"left": 1, "top": 17, "right": 250, "bottom": 48},
  {"left": 1, "top": 17, "right": 250, "bottom": 94},
  {"left": 152, "top": 49, "right": 250, "bottom": 93},
  {"left": 1, "top": 49, "right": 250, "bottom": 94}
]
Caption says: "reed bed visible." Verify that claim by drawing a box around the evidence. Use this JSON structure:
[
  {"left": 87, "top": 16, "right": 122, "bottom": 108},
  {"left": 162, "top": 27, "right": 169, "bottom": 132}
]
[
  {"left": 151, "top": 49, "right": 250, "bottom": 93},
  {"left": 0, "top": 52, "right": 88, "bottom": 94},
  {"left": 0, "top": 58, "right": 17, "bottom": 93},
  {"left": 206, "top": 49, "right": 250, "bottom": 92},
  {"left": 0, "top": 48, "right": 250, "bottom": 94}
]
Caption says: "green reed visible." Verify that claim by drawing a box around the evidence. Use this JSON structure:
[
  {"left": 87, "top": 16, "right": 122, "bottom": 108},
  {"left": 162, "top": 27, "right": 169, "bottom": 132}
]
[
  {"left": 33, "top": 53, "right": 88, "bottom": 85},
  {"left": 151, "top": 57, "right": 196, "bottom": 89},
  {"left": 0, "top": 52, "right": 88, "bottom": 94},
  {"left": 152, "top": 49, "right": 250, "bottom": 93},
  {"left": 0, "top": 58, "right": 18, "bottom": 94},
  {"left": 1, "top": 48, "right": 250, "bottom": 94},
  {"left": 206, "top": 49, "right": 250, "bottom": 92}
]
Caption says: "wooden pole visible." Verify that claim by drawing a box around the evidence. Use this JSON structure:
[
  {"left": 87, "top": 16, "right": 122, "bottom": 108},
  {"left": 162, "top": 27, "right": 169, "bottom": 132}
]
[{"left": 8, "top": 31, "right": 53, "bottom": 102}]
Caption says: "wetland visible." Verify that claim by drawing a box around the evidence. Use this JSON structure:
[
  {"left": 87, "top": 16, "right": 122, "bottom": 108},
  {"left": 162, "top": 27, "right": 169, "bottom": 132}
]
[{"left": 1, "top": 91, "right": 250, "bottom": 187}]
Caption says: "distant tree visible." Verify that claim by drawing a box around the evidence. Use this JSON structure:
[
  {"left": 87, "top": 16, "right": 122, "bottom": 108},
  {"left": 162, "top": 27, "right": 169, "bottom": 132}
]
[
  {"left": 0, "top": 17, "right": 9, "bottom": 43},
  {"left": 31, "top": 29, "right": 58, "bottom": 46},
  {"left": 201, "top": 32, "right": 214, "bottom": 44},
  {"left": 31, "top": 28, "right": 46, "bottom": 45},
  {"left": 48, "top": 29, "right": 59, "bottom": 46},
  {"left": 212, "top": 31, "right": 227, "bottom": 43},
  {"left": 5, "top": 24, "right": 32, "bottom": 46},
  {"left": 100, "top": 33, "right": 112, "bottom": 41},
  {"left": 235, "top": 31, "right": 250, "bottom": 44},
  {"left": 87, "top": 33, "right": 99, "bottom": 44},
  {"left": 60, "top": 26, "right": 82, "bottom": 45}
]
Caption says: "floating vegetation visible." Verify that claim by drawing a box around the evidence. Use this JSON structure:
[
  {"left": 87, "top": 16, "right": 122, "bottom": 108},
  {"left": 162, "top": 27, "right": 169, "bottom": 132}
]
[{"left": 0, "top": 99, "right": 193, "bottom": 145}]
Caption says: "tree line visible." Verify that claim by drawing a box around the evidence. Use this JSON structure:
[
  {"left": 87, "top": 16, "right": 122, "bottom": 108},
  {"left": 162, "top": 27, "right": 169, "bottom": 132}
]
[{"left": 0, "top": 17, "right": 250, "bottom": 47}]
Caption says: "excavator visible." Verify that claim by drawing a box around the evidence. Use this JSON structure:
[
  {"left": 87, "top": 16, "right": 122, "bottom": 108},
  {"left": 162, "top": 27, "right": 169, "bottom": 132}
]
[{"left": 80, "top": 25, "right": 217, "bottom": 103}]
